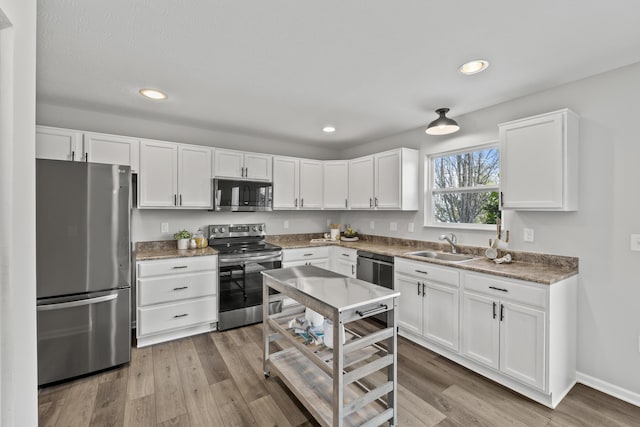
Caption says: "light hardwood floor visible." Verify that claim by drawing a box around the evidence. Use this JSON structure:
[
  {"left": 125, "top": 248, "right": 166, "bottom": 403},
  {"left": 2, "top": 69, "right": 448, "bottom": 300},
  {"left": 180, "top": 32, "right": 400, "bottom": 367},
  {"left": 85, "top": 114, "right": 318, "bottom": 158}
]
[{"left": 39, "top": 321, "right": 640, "bottom": 426}]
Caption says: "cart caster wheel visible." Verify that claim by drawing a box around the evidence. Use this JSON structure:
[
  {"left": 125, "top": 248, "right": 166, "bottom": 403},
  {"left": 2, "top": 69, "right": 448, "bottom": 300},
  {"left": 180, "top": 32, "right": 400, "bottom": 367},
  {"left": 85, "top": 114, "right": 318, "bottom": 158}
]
[{"left": 264, "top": 372, "right": 270, "bottom": 379}]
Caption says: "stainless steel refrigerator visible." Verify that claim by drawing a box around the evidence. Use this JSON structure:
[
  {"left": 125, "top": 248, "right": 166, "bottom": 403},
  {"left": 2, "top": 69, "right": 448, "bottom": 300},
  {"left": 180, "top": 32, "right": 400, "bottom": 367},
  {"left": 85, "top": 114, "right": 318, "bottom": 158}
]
[{"left": 36, "top": 159, "right": 131, "bottom": 385}]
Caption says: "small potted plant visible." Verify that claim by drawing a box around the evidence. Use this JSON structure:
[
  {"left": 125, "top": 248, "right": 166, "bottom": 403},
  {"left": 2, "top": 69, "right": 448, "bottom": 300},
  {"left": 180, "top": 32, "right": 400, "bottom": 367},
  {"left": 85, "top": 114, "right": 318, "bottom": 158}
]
[{"left": 174, "top": 229, "right": 192, "bottom": 250}]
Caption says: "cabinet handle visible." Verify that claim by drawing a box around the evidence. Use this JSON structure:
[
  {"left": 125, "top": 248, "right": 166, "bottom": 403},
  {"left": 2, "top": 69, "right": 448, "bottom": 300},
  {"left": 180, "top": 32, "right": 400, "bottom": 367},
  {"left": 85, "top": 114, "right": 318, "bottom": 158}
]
[
  {"left": 375, "top": 197, "right": 378, "bottom": 207},
  {"left": 417, "top": 282, "right": 421, "bottom": 296},
  {"left": 489, "top": 286, "right": 508, "bottom": 293},
  {"left": 369, "top": 198, "right": 373, "bottom": 208},
  {"left": 85, "top": 152, "right": 88, "bottom": 162},
  {"left": 345, "top": 199, "right": 348, "bottom": 208},
  {"left": 415, "top": 270, "right": 428, "bottom": 275},
  {"left": 173, "top": 286, "right": 189, "bottom": 291},
  {"left": 179, "top": 194, "right": 183, "bottom": 206},
  {"left": 174, "top": 194, "right": 177, "bottom": 206},
  {"left": 172, "top": 265, "right": 188, "bottom": 269},
  {"left": 500, "top": 191, "right": 504, "bottom": 207},
  {"left": 492, "top": 301, "right": 497, "bottom": 319},
  {"left": 341, "top": 253, "right": 350, "bottom": 257},
  {"left": 356, "top": 304, "right": 388, "bottom": 318},
  {"left": 351, "top": 265, "right": 355, "bottom": 275},
  {"left": 422, "top": 283, "right": 425, "bottom": 296},
  {"left": 174, "top": 313, "right": 189, "bottom": 318},
  {"left": 500, "top": 304, "right": 504, "bottom": 321},
  {"left": 71, "top": 150, "right": 75, "bottom": 161},
  {"left": 301, "top": 198, "right": 304, "bottom": 208},
  {"left": 303, "top": 253, "right": 313, "bottom": 257},
  {"left": 295, "top": 198, "right": 298, "bottom": 207}
]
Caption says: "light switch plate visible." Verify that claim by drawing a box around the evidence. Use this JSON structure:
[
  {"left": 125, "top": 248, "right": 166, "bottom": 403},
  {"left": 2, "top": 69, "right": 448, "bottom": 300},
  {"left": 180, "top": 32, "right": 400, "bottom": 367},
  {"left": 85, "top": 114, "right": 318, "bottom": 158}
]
[
  {"left": 390, "top": 222, "right": 398, "bottom": 231},
  {"left": 523, "top": 228, "right": 535, "bottom": 242},
  {"left": 630, "top": 234, "right": 640, "bottom": 251},
  {"left": 161, "top": 222, "right": 169, "bottom": 233},
  {"left": 283, "top": 220, "right": 289, "bottom": 229},
  {"left": 408, "top": 222, "right": 415, "bottom": 233}
]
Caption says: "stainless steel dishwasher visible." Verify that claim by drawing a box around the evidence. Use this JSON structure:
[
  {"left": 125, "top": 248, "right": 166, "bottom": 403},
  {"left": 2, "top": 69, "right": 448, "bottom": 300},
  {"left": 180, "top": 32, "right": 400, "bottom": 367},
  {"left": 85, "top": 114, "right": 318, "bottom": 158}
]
[{"left": 356, "top": 251, "right": 394, "bottom": 324}]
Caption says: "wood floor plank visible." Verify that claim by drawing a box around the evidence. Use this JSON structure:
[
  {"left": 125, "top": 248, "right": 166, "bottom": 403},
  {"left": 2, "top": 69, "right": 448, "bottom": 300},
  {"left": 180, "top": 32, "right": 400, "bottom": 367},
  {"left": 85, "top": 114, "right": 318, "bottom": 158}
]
[
  {"left": 123, "top": 394, "right": 156, "bottom": 427},
  {"left": 51, "top": 376, "right": 99, "bottom": 427},
  {"left": 127, "top": 346, "right": 155, "bottom": 400},
  {"left": 248, "top": 394, "right": 294, "bottom": 427},
  {"left": 157, "top": 413, "right": 191, "bottom": 427},
  {"left": 191, "top": 332, "right": 231, "bottom": 385},
  {"left": 211, "top": 329, "right": 270, "bottom": 403},
  {"left": 152, "top": 341, "right": 188, "bottom": 424},
  {"left": 210, "top": 378, "right": 259, "bottom": 426},
  {"left": 90, "top": 369, "right": 129, "bottom": 427},
  {"left": 172, "top": 337, "right": 225, "bottom": 427},
  {"left": 396, "top": 384, "right": 446, "bottom": 427}
]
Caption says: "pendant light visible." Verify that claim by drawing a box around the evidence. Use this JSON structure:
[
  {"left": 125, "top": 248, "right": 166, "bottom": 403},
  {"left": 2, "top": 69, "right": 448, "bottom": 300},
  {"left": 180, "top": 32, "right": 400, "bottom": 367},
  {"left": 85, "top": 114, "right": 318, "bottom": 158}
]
[{"left": 425, "top": 108, "right": 460, "bottom": 135}]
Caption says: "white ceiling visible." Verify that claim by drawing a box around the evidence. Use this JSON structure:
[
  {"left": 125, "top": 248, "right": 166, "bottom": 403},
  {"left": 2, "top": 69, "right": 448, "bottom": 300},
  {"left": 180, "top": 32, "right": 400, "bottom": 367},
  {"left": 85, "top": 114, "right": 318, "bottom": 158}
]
[{"left": 37, "top": 1, "right": 640, "bottom": 147}]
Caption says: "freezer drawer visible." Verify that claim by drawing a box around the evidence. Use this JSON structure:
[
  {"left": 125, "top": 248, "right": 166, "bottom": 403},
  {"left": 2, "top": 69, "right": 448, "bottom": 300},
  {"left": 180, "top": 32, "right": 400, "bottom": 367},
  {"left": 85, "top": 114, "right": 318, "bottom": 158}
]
[{"left": 37, "top": 288, "right": 131, "bottom": 385}]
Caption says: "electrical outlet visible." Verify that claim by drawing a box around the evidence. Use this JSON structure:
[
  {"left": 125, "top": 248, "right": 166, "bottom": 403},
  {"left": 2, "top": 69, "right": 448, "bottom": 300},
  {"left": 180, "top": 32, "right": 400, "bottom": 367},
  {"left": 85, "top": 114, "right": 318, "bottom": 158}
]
[
  {"left": 630, "top": 234, "right": 640, "bottom": 251},
  {"left": 523, "top": 228, "right": 535, "bottom": 242},
  {"left": 161, "top": 222, "right": 169, "bottom": 233},
  {"left": 408, "top": 222, "right": 415, "bottom": 233},
  {"left": 390, "top": 222, "right": 398, "bottom": 231},
  {"left": 369, "top": 221, "right": 375, "bottom": 229},
  {"left": 283, "top": 220, "right": 289, "bottom": 229}
]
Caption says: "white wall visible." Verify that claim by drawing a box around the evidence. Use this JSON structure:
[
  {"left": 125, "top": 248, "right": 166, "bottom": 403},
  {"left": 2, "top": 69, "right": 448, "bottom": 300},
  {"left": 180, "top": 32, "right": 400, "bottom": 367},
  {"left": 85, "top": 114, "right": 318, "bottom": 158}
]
[
  {"left": 132, "top": 209, "right": 336, "bottom": 242},
  {"left": 0, "top": 0, "right": 37, "bottom": 426},
  {"left": 341, "top": 62, "right": 640, "bottom": 399},
  {"left": 37, "top": 101, "right": 340, "bottom": 160}
]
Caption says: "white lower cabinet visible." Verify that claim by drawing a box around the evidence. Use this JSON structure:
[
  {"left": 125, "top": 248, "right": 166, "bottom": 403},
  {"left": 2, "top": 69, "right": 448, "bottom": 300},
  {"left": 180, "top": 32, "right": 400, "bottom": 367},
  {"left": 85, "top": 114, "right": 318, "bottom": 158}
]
[
  {"left": 136, "top": 255, "right": 218, "bottom": 347},
  {"left": 394, "top": 258, "right": 459, "bottom": 352},
  {"left": 329, "top": 246, "right": 357, "bottom": 277},
  {"left": 282, "top": 247, "right": 330, "bottom": 269}
]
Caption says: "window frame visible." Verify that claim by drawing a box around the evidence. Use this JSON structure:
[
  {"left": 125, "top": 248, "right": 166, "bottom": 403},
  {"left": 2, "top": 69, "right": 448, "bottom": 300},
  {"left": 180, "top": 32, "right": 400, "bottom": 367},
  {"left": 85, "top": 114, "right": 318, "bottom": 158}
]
[{"left": 424, "top": 141, "right": 499, "bottom": 231}]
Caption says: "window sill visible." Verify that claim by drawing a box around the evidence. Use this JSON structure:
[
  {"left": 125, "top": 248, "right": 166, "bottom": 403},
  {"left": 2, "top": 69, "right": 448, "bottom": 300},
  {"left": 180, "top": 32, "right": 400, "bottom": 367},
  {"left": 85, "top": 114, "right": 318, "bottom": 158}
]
[{"left": 423, "top": 222, "right": 496, "bottom": 232}]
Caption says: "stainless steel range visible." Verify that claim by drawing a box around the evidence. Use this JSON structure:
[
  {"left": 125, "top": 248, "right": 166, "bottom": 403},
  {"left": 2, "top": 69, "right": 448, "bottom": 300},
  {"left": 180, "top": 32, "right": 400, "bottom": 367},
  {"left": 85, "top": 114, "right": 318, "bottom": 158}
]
[{"left": 208, "top": 223, "right": 282, "bottom": 330}]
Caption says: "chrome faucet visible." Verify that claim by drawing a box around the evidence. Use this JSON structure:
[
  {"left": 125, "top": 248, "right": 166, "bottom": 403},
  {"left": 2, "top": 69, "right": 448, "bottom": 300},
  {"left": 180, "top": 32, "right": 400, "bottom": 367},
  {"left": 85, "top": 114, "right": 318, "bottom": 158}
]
[{"left": 439, "top": 233, "right": 458, "bottom": 254}]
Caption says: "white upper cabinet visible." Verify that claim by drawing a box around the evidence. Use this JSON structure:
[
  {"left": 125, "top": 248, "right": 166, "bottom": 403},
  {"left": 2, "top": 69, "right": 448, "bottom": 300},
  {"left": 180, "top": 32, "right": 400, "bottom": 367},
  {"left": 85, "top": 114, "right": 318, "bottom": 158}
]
[
  {"left": 273, "top": 156, "right": 322, "bottom": 210},
  {"left": 323, "top": 160, "right": 349, "bottom": 210},
  {"left": 36, "top": 126, "right": 83, "bottom": 162},
  {"left": 178, "top": 145, "right": 213, "bottom": 208},
  {"left": 273, "top": 156, "right": 299, "bottom": 209},
  {"left": 84, "top": 132, "right": 140, "bottom": 172},
  {"left": 348, "top": 155, "right": 375, "bottom": 209},
  {"left": 499, "top": 109, "right": 579, "bottom": 211},
  {"left": 213, "top": 149, "right": 272, "bottom": 181},
  {"left": 299, "top": 159, "right": 323, "bottom": 209},
  {"left": 139, "top": 140, "right": 212, "bottom": 209},
  {"left": 349, "top": 148, "right": 419, "bottom": 210}
]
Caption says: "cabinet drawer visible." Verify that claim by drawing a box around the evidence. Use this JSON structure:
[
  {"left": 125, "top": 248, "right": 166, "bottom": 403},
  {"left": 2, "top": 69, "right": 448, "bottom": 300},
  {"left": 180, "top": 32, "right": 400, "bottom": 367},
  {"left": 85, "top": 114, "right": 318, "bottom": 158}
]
[
  {"left": 464, "top": 273, "right": 547, "bottom": 308},
  {"left": 137, "top": 256, "right": 217, "bottom": 277},
  {"left": 283, "top": 246, "right": 330, "bottom": 262},
  {"left": 137, "top": 296, "right": 217, "bottom": 336},
  {"left": 138, "top": 272, "right": 217, "bottom": 306},
  {"left": 331, "top": 246, "right": 358, "bottom": 262},
  {"left": 395, "top": 257, "right": 459, "bottom": 287}
]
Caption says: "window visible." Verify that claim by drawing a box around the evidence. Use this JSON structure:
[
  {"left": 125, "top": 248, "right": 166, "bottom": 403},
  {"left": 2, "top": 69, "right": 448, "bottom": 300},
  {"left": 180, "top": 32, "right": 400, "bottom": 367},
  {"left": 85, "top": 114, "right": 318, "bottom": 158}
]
[{"left": 427, "top": 143, "right": 500, "bottom": 228}]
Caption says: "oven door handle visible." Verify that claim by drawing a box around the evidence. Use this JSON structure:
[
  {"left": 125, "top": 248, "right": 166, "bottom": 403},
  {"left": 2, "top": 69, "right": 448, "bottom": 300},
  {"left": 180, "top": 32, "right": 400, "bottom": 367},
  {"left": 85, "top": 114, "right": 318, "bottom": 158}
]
[{"left": 219, "top": 254, "right": 282, "bottom": 264}]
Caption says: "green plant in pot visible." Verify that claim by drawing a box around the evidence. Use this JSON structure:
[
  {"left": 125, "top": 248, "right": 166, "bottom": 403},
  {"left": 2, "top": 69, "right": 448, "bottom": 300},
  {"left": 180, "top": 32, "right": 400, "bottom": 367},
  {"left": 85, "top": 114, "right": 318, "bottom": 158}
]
[{"left": 174, "top": 229, "right": 192, "bottom": 250}]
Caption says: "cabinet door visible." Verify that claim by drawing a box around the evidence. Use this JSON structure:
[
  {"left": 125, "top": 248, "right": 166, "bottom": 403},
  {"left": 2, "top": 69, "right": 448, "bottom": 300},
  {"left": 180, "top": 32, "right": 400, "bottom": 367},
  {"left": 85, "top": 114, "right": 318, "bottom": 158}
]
[
  {"left": 395, "top": 275, "right": 423, "bottom": 336},
  {"left": 309, "top": 259, "right": 330, "bottom": 270},
  {"left": 36, "top": 126, "right": 83, "bottom": 161},
  {"left": 139, "top": 140, "right": 178, "bottom": 207},
  {"left": 273, "top": 156, "right": 299, "bottom": 209},
  {"left": 499, "top": 301, "right": 546, "bottom": 390},
  {"left": 244, "top": 153, "right": 272, "bottom": 181},
  {"left": 500, "top": 112, "right": 564, "bottom": 209},
  {"left": 84, "top": 133, "right": 140, "bottom": 172},
  {"left": 349, "top": 156, "right": 374, "bottom": 209},
  {"left": 178, "top": 145, "right": 212, "bottom": 208},
  {"left": 461, "top": 292, "right": 499, "bottom": 369},
  {"left": 332, "top": 258, "right": 356, "bottom": 278},
  {"left": 424, "top": 282, "right": 459, "bottom": 351},
  {"left": 213, "top": 149, "right": 244, "bottom": 178},
  {"left": 323, "top": 160, "right": 349, "bottom": 209},
  {"left": 299, "top": 159, "right": 323, "bottom": 209},
  {"left": 375, "top": 150, "right": 401, "bottom": 209}
]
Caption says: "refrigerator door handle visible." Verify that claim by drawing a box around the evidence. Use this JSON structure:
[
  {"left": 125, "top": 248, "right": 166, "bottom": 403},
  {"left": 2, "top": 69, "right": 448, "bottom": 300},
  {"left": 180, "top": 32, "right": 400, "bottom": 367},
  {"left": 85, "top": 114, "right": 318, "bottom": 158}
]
[{"left": 37, "top": 293, "right": 118, "bottom": 311}]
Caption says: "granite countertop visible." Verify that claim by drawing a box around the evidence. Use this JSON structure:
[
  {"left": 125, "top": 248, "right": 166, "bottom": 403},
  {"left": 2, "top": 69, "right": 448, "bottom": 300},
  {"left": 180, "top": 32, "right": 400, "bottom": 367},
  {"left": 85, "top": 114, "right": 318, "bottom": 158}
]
[
  {"left": 135, "top": 241, "right": 219, "bottom": 261},
  {"left": 266, "top": 234, "right": 578, "bottom": 285}
]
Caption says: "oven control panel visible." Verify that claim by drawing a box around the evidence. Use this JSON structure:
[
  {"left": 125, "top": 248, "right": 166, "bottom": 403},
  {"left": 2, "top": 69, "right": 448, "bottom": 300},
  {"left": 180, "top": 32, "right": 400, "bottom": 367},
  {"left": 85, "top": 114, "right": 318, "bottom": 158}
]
[{"left": 208, "top": 223, "right": 265, "bottom": 239}]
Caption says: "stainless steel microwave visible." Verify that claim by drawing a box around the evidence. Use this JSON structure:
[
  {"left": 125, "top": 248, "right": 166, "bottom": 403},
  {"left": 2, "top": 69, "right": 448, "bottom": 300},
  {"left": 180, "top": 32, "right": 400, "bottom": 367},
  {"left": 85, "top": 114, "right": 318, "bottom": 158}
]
[{"left": 213, "top": 179, "right": 273, "bottom": 211}]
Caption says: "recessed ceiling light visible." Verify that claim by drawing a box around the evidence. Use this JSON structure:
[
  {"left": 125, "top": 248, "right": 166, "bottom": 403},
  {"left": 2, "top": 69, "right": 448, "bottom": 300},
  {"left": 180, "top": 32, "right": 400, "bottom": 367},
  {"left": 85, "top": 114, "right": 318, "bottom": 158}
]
[
  {"left": 322, "top": 126, "right": 336, "bottom": 133},
  {"left": 139, "top": 88, "right": 168, "bottom": 100},
  {"left": 459, "top": 59, "right": 490, "bottom": 75}
]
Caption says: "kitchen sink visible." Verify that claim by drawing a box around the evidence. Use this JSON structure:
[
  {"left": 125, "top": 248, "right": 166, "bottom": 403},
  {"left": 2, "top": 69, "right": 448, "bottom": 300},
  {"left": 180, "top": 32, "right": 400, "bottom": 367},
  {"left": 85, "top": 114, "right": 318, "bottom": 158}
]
[{"left": 405, "top": 251, "right": 476, "bottom": 263}]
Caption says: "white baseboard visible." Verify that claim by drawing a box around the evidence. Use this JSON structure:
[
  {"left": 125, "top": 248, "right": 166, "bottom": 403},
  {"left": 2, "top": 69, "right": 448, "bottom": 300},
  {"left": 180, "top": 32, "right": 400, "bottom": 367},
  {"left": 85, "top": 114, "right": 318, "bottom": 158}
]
[{"left": 577, "top": 371, "right": 640, "bottom": 407}]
